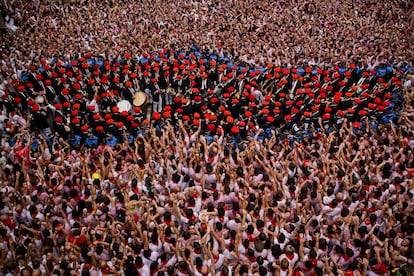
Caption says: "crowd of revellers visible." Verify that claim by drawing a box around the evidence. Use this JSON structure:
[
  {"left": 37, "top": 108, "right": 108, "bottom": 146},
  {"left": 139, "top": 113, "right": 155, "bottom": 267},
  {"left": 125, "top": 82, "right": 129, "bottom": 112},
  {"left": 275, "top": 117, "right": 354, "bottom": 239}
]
[{"left": 0, "top": 0, "right": 413, "bottom": 275}]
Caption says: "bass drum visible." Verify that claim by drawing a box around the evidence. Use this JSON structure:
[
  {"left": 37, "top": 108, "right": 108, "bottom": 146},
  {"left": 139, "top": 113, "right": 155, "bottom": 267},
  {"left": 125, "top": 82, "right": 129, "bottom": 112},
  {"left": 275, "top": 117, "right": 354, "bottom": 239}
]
[
  {"left": 117, "top": 100, "right": 132, "bottom": 112},
  {"left": 133, "top": 92, "right": 148, "bottom": 106}
]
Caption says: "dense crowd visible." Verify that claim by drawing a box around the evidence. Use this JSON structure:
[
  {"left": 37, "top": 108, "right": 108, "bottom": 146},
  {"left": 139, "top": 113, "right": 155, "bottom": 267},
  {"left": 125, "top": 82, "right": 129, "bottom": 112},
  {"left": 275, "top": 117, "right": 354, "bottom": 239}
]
[{"left": 0, "top": 0, "right": 413, "bottom": 275}]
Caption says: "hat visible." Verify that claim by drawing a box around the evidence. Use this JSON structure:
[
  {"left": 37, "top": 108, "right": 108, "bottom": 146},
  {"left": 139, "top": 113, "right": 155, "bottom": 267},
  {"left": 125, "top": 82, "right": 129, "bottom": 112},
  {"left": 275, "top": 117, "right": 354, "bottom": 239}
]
[
  {"left": 28, "top": 99, "right": 35, "bottom": 106},
  {"left": 152, "top": 112, "right": 161, "bottom": 120},
  {"left": 163, "top": 111, "right": 171, "bottom": 119},
  {"left": 72, "top": 118, "right": 80, "bottom": 124},
  {"left": 126, "top": 200, "right": 139, "bottom": 214},
  {"left": 207, "top": 123, "right": 216, "bottom": 131},
  {"left": 231, "top": 126, "right": 239, "bottom": 134}
]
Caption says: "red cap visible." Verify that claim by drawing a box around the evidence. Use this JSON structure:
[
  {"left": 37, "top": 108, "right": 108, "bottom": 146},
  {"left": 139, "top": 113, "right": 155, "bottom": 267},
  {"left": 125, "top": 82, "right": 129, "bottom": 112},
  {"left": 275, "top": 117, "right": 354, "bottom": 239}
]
[
  {"left": 72, "top": 118, "right": 80, "bottom": 124},
  {"left": 231, "top": 126, "right": 239, "bottom": 134},
  {"left": 322, "top": 113, "right": 331, "bottom": 120},
  {"left": 152, "top": 112, "right": 161, "bottom": 120},
  {"left": 207, "top": 123, "right": 216, "bottom": 131},
  {"left": 163, "top": 111, "right": 171, "bottom": 119}
]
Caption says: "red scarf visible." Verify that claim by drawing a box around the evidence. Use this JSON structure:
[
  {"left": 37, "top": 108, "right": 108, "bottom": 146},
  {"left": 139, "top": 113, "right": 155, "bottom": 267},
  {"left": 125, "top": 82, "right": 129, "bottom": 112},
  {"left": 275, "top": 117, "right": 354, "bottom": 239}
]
[{"left": 285, "top": 252, "right": 295, "bottom": 260}]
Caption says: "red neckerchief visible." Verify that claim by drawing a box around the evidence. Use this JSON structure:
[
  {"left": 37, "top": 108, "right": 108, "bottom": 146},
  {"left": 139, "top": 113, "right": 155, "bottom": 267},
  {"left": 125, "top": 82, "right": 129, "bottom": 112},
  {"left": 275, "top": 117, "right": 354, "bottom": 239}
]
[
  {"left": 285, "top": 252, "right": 295, "bottom": 260},
  {"left": 247, "top": 234, "right": 256, "bottom": 242},
  {"left": 101, "top": 266, "right": 110, "bottom": 274}
]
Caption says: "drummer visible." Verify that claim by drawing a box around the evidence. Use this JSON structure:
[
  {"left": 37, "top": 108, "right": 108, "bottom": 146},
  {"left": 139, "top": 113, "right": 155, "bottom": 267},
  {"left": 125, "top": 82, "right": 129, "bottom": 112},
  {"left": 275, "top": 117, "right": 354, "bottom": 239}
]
[
  {"left": 150, "top": 77, "right": 163, "bottom": 113},
  {"left": 121, "top": 81, "right": 135, "bottom": 104},
  {"left": 165, "top": 82, "right": 175, "bottom": 106}
]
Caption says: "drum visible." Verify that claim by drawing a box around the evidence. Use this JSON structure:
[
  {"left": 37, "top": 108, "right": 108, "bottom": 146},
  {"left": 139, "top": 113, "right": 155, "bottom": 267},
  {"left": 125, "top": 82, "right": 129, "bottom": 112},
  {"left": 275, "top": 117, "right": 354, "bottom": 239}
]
[
  {"left": 133, "top": 92, "right": 148, "bottom": 106},
  {"left": 117, "top": 100, "right": 131, "bottom": 112},
  {"left": 35, "top": 95, "right": 44, "bottom": 104}
]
